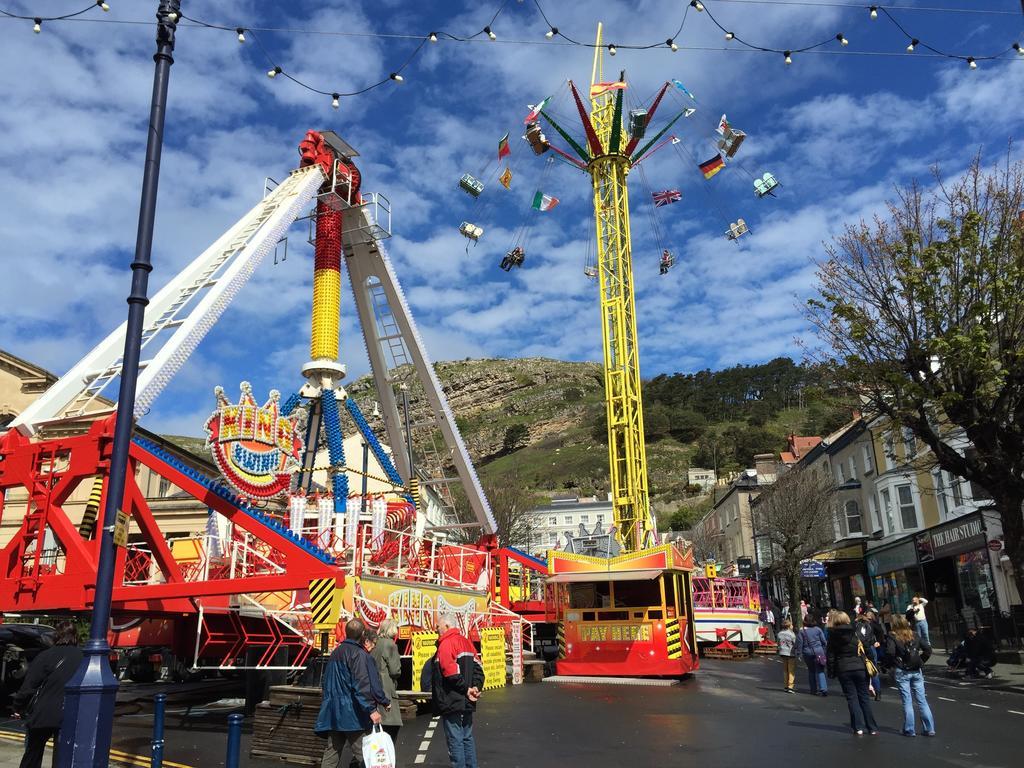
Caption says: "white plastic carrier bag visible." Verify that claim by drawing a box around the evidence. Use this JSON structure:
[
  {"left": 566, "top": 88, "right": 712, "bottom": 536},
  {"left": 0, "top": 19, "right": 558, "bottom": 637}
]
[{"left": 362, "top": 724, "right": 396, "bottom": 768}]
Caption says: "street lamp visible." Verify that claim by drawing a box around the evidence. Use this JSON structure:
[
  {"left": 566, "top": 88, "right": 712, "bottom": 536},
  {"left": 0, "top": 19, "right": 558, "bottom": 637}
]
[{"left": 58, "top": 3, "right": 180, "bottom": 766}]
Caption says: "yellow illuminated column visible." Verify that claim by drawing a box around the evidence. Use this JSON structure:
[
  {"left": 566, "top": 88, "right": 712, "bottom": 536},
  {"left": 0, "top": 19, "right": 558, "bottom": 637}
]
[{"left": 311, "top": 201, "right": 342, "bottom": 361}]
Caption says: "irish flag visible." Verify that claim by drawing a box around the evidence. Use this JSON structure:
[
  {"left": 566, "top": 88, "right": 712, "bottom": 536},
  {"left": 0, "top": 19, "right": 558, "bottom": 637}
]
[
  {"left": 523, "top": 96, "right": 552, "bottom": 124},
  {"left": 532, "top": 190, "right": 559, "bottom": 211},
  {"left": 498, "top": 133, "right": 511, "bottom": 161}
]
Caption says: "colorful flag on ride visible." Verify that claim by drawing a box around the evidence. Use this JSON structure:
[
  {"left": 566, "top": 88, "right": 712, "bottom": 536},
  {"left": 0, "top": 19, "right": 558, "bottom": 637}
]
[
  {"left": 498, "top": 133, "right": 511, "bottom": 161},
  {"left": 699, "top": 154, "right": 725, "bottom": 179},
  {"left": 716, "top": 114, "right": 731, "bottom": 136},
  {"left": 671, "top": 79, "right": 697, "bottom": 102},
  {"left": 684, "top": 107, "right": 697, "bottom": 118},
  {"left": 652, "top": 189, "right": 682, "bottom": 207},
  {"left": 532, "top": 190, "right": 559, "bottom": 211},
  {"left": 671, "top": 136, "right": 681, "bottom": 144},
  {"left": 590, "top": 80, "right": 627, "bottom": 97},
  {"left": 499, "top": 167, "right": 513, "bottom": 189},
  {"left": 524, "top": 96, "right": 552, "bottom": 124}
]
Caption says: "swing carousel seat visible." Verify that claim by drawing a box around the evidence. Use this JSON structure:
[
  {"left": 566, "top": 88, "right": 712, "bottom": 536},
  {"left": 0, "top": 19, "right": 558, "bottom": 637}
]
[
  {"left": 726, "top": 219, "right": 749, "bottom": 240},
  {"left": 754, "top": 172, "right": 779, "bottom": 198},
  {"left": 460, "top": 222, "right": 484, "bottom": 241},
  {"left": 500, "top": 247, "right": 525, "bottom": 271},
  {"left": 526, "top": 122, "right": 550, "bottom": 155},
  {"left": 659, "top": 251, "right": 675, "bottom": 274},
  {"left": 717, "top": 129, "right": 746, "bottom": 159},
  {"left": 629, "top": 109, "right": 649, "bottom": 140},
  {"left": 459, "top": 173, "right": 485, "bottom": 197},
  {"left": 583, "top": 265, "right": 598, "bottom": 278}
]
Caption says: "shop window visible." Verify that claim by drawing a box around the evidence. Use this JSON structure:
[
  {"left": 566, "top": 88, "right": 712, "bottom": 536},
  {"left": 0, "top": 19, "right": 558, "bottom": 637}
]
[
  {"left": 613, "top": 578, "right": 662, "bottom": 609},
  {"left": 569, "top": 581, "right": 610, "bottom": 609},
  {"left": 896, "top": 484, "right": 918, "bottom": 529},
  {"left": 880, "top": 489, "right": 896, "bottom": 534},
  {"left": 862, "top": 444, "right": 874, "bottom": 474},
  {"left": 845, "top": 500, "right": 862, "bottom": 535}
]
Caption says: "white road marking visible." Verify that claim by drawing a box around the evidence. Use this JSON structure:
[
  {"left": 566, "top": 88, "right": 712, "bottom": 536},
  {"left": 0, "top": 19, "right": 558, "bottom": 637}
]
[
  {"left": 418, "top": 740, "right": 431, "bottom": 751},
  {"left": 1009, "top": 710, "right": 1024, "bottom": 716},
  {"left": 938, "top": 697, "right": 956, "bottom": 702},
  {"left": 969, "top": 703, "right": 990, "bottom": 709},
  {"left": 414, "top": 755, "right": 426, "bottom": 764}
]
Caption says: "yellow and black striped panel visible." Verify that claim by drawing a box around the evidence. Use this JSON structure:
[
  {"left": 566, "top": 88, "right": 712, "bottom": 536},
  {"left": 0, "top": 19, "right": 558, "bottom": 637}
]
[
  {"left": 408, "top": 478, "right": 421, "bottom": 511},
  {"left": 79, "top": 476, "right": 104, "bottom": 538},
  {"left": 309, "top": 578, "right": 339, "bottom": 629},
  {"left": 665, "top": 618, "right": 682, "bottom": 659},
  {"left": 557, "top": 621, "right": 566, "bottom": 659}
]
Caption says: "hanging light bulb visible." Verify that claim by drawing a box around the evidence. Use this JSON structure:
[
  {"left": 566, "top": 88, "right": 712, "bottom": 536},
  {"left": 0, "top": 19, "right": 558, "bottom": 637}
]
[
  {"left": 167, "top": 10, "right": 178, "bottom": 21},
  {"left": 331, "top": 93, "right": 340, "bottom": 109},
  {"left": 691, "top": 1, "right": 705, "bottom": 11},
  {"left": 906, "top": 39, "right": 918, "bottom": 52},
  {"left": 546, "top": 27, "right": 558, "bottom": 39},
  {"left": 96, "top": 1, "right": 110, "bottom": 10},
  {"left": 484, "top": 26, "right": 496, "bottom": 41},
  {"left": 967, "top": 56, "right": 977, "bottom": 69},
  {"left": 837, "top": 33, "right": 849, "bottom": 47},
  {"left": 428, "top": 32, "right": 438, "bottom": 43},
  {"left": 1013, "top": 43, "right": 1023, "bottom": 56},
  {"left": 608, "top": 43, "right": 617, "bottom": 56},
  {"left": 666, "top": 38, "right": 678, "bottom": 51},
  {"left": 390, "top": 72, "right": 404, "bottom": 82},
  {"left": 32, "top": 18, "right": 41, "bottom": 33},
  {"left": 869, "top": 6, "right": 878, "bottom": 20},
  {"left": 267, "top": 66, "right": 282, "bottom": 79},
  {"left": 236, "top": 27, "right": 246, "bottom": 43},
  {"left": 784, "top": 50, "right": 793, "bottom": 65},
  {"left": 725, "top": 31, "right": 735, "bottom": 41}
]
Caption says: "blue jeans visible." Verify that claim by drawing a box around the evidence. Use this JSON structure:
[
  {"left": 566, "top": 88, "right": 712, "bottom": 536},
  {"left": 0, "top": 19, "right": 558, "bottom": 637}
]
[
  {"left": 915, "top": 620, "right": 930, "bottom": 646},
  {"left": 803, "top": 655, "right": 827, "bottom": 693},
  {"left": 894, "top": 667, "right": 935, "bottom": 735},
  {"left": 442, "top": 711, "right": 478, "bottom": 768}
]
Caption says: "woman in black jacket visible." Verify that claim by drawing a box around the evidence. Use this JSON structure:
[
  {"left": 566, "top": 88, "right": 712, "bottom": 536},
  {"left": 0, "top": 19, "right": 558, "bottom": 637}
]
[
  {"left": 826, "top": 611, "right": 879, "bottom": 735},
  {"left": 13, "top": 622, "right": 83, "bottom": 768}
]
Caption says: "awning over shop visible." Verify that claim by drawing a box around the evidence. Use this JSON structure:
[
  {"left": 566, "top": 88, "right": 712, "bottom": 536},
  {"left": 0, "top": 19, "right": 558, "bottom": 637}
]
[{"left": 546, "top": 569, "right": 663, "bottom": 584}]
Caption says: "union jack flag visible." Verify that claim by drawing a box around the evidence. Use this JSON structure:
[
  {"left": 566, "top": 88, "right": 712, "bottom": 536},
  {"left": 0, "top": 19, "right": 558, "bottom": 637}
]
[{"left": 652, "top": 189, "right": 682, "bottom": 207}]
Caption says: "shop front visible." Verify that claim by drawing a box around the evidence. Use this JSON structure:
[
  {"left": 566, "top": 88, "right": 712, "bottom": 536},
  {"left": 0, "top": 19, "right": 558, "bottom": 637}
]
[
  {"left": 865, "top": 539, "right": 921, "bottom": 628},
  {"left": 915, "top": 512, "right": 1001, "bottom": 647},
  {"left": 817, "top": 542, "right": 868, "bottom": 613}
]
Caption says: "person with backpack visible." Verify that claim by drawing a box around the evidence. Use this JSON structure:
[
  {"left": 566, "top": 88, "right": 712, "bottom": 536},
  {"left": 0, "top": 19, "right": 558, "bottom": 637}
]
[
  {"left": 855, "top": 610, "right": 883, "bottom": 700},
  {"left": 827, "top": 611, "right": 879, "bottom": 736},
  {"left": 886, "top": 614, "right": 935, "bottom": 737},
  {"left": 431, "top": 614, "right": 485, "bottom": 768},
  {"left": 777, "top": 619, "right": 797, "bottom": 693},
  {"left": 795, "top": 614, "right": 828, "bottom": 696}
]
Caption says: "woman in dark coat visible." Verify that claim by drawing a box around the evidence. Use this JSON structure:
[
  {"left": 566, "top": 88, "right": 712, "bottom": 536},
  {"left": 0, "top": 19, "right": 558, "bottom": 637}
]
[
  {"left": 13, "top": 622, "right": 83, "bottom": 768},
  {"left": 371, "top": 619, "right": 404, "bottom": 745},
  {"left": 826, "top": 611, "right": 879, "bottom": 735}
]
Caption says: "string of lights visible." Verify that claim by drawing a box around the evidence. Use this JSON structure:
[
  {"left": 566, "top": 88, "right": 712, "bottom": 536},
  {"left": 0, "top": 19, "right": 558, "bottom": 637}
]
[{"left": 1, "top": 0, "right": 1021, "bottom": 109}]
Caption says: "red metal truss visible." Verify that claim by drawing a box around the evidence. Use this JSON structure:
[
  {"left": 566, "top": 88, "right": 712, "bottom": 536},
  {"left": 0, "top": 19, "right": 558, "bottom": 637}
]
[{"left": 0, "top": 416, "right": 341, "bottom": 616}]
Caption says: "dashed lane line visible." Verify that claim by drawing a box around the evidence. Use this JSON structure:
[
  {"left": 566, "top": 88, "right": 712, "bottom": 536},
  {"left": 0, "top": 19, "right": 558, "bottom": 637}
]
[
  {"left": 938, "top": 696, "right": 956, "bottom": 702},
  {"left": 969, "top": 703, "right": 990, "bottom": 709},
  {"left": 1009, "top": 711, "right": 1024, "bottom": 716},
  {"left": 414, "top": 716, "right": 441, "bottom": 765}
]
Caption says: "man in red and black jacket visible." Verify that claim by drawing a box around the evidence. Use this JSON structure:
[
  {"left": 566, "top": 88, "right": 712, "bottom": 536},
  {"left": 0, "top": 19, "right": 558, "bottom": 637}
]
[{"left": 431, "top": 613, "right": 485, "bottom": 768}]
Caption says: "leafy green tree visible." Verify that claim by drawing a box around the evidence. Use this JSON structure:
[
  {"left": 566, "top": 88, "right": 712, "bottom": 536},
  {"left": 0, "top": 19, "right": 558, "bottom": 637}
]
[
  {"left": 807, "top": 153, "right": 1024, "bottom": 600},
  {"left": 502, "top": 423, "right": 529, "bottom": 454},
  {"left": 669, "top": 407, "right": 707, "bottom": 443},
  {"left": 643, "top": 402, "right": 672, "bottom": 441}
]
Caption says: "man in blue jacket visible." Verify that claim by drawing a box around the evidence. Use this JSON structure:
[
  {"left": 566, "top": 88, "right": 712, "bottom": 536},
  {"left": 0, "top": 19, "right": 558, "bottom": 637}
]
[{"left": 316, "top": 618, "right": 386, "bottom": 767}]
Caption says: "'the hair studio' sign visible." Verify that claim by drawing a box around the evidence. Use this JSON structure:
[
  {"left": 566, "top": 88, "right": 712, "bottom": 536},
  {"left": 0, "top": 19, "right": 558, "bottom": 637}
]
[{"left": 915, "top": 514, "right": 986, "bottom": 562}]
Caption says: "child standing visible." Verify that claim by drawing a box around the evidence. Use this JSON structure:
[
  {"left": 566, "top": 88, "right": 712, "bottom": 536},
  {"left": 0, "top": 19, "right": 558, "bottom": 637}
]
[{"left": 777, "top": 618, "right": 797, "bottom": 693}]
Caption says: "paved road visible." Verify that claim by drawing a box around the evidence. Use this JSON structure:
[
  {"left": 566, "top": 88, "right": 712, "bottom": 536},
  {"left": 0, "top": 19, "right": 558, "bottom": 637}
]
[{"left": 3, "top": 656, "right": 1020, "bottom": 766}]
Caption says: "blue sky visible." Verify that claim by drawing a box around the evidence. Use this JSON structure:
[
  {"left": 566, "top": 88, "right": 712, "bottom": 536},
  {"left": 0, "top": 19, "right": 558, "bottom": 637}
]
[{"left": 0, "top": 0, "right": 1021, "bottom": 436}]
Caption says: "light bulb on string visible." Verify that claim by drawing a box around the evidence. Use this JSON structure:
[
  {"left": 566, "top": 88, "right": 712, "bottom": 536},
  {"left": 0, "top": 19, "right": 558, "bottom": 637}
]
[
  {"left": 967, "top": 57, "right": 977, "bottom": 69},
  {"left": 837, "top": 33, "right": 848, "bottom": 47},
  {"left": 546, "top": 27, "right": 558, "bottom": 39},
  {"left": 906, "top": 39, "right": 918, "bottom": 52},
  {"left": 667, "top": 39, "right": 678, "bottom": 51},
  {"left": 236, "top": 28, "right": 246, "bottom": 43},
  {"left": 608, "top": 44, "right": 617, "bottom": 56},
  {"left": 1014, "top": 43, "right": 1023, "bottom": 56},
  {"left": 96, "top": 1, "right": 110, "bottom": 10},
  {"left": 167, "top": 10, "right": 178, "bottom": 22},
  {"left": 869, "top": 6, "right": 878, "bottom": 20},
  {"left": 32, "top": 18, "right": 41, "bottom": 33},
  {"left": 484, "top": 26, "right": 496, "bottom": 41},
  {"left": 267, "top": 66, "right": 282, "bottom": 79},
  {"left": 429, "top": 32, "right": 438, "bottom": 43},
  {"left": 390, "top": 72, "right": 404, "bottom": 82},
  {"left": 783, "top": 50, "right": 792, "bottom": 65},
  {"left": 331, "top": 93, "right": 340, "bottom": 109},
  {"left": 691, "top": 1, "right": 704, "bottom": 11},
  {"left": 725, "top": 32, "right": 734, "bottom": 41}
]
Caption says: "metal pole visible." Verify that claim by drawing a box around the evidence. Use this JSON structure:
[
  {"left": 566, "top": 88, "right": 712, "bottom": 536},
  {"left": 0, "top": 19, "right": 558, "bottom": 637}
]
[
  {"left": 401, "top": 386, "right": 414, "bottom": 476},
  {"left": 151, "top": 694, "right": 166, "bottom": 768},
  {"left": 225, "top": 714, "right": 243, "bottom": 768},
  {"left": 361, "top": 442, "right": 369, "bottom": 517},
  {"left": 59, "top": 4, "right": 180, "bottom": 766}
]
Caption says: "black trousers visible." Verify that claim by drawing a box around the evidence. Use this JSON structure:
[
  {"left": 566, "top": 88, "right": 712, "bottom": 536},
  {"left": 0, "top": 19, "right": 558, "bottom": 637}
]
[
  {"left": 838, "top": 670, "right": 879, "bottom": 733},
  {"left": 20, "top": 727, "right": 58, "bottom": 768}
]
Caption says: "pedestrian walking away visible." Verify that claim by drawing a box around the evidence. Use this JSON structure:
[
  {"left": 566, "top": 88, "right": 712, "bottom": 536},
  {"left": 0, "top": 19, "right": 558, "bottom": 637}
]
[
  {"left": 826, "top": 611, "right": 879, "bottom": 736},
  {"left": 777, "top": 619, "right": 797, "bottom": 693},
  {"left": 795, "top": 615, "right": 828, "bottom": 696},
  {"left": 371, "top": 619, "right": 404, "bottom": 749},
  {"left": 315, "top": 618, "right": 385, "bottom": 768},
  {"left": 431, "top": 613, "right": 485, "bottom": 768},
  {"left": 855, "top": 610, "right": 884, "bottom": 700},
  {"left": 906, "top": 595, "right": 930, "bottom": 646},
  {"left": 12, "top": 621, "right": 82, "bottom": 768},
  {"left": 886, "top": 614, "right": 935, "bottom": 738}
]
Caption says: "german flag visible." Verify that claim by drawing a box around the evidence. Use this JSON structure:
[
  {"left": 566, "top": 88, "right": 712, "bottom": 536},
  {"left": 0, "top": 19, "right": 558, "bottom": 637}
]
[{"left": 699, "top": 153, "right": 725, "bottom": 179}]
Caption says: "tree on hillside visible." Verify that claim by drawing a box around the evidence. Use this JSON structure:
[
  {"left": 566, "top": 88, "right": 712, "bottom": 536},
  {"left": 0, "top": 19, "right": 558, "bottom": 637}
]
[
  {"left": 752, "top": 469, "right": 836, "bottom": 629},
  {"left": 450, "top": 468, "right": 542, "bottom": 549},
  {"left": 502, "top": 423, "right": 529, "bottom": 454},
  {"left": 669, "top": 407, "right": 707, "bottom": 442},
  {"left": 806, "top": 153, "right": 1024, "bottom": 600},
  {"left": 644, "top": 402, "right": 672, "bottom": 440}
]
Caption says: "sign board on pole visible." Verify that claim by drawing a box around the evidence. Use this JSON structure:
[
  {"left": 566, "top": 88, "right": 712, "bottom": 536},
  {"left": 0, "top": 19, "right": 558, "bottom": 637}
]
[
  {"left": 480, "top": 628, "right": 506, "bottom": 690},
  {"left": 800, "top": 560, "right": 827, "bottom": 579},
  {"left": 988, "top": 539, "right": 1004, "bottom": 552},
  {"left": 112, "top": 510, "right": 130, "bottom": 548},
  {"left": 510, "top": 621, "right": 524, "bottom": 685}
]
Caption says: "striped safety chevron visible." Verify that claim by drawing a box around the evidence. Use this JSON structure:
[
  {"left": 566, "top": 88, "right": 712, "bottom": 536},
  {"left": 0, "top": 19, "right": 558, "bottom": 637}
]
[
  {"left": 78, "top": 475, "right": 104, "bottom": 538},
  {"left": 665, "top": 618, "right": 682, "bottom": 659},
  {"left": 309, "top": 578, "right": 339, "bottom": 629},
  {"left": 557, "top": 621, "right": 567, "bottom": 659}
]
